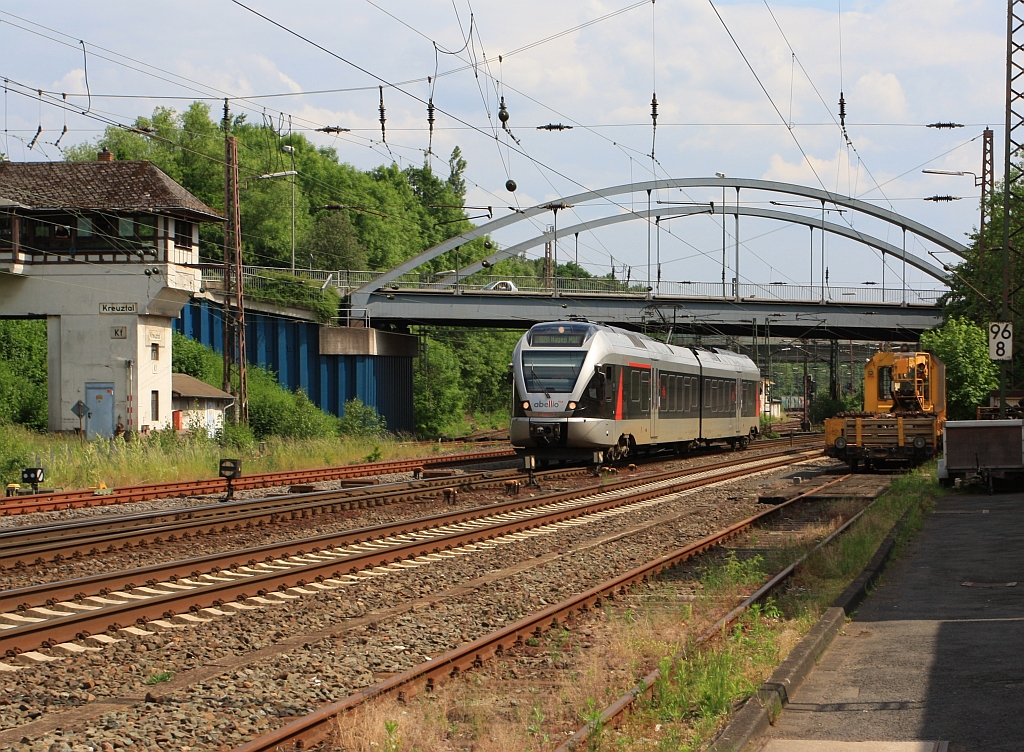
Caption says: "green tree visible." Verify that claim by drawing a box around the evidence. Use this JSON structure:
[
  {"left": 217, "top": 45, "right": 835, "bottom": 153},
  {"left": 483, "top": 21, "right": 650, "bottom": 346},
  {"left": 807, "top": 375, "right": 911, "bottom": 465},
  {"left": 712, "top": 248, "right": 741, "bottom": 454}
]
[
  {"left": 920, "top": 317, "right": 998, "bottom": 420},
  {"left": 0, "top": 320, "right": 47, "bottom": 429},
  {"left": 306, "top": 211, "right": 368, "bottom": 270},
  {"left": 414, "top": 337, "right": 465, "bottom": 436}
]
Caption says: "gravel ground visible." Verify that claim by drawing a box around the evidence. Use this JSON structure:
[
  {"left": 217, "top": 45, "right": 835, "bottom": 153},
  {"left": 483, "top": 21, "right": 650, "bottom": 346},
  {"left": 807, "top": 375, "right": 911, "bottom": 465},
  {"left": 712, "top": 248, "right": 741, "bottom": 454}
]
[
  {"left": 0, "top": 456, "right": 837, "bottom": 751},
  {"left": 0, "top": 443, "right": 809, "bottom": 591}
]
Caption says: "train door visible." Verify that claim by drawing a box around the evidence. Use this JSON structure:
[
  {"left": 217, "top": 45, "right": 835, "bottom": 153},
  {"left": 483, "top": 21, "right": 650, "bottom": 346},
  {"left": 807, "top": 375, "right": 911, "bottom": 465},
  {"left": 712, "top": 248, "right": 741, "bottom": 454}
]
[
  {"left": 650, "top": 361, "right": 660, "bottom": 439},
  {"left": 734, "top": 376, "right": 742, "bottom": 436}
]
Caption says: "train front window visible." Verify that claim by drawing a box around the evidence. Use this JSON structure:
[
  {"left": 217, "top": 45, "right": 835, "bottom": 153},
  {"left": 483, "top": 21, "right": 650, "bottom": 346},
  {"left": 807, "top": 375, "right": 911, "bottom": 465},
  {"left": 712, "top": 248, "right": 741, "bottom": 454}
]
[{"left": 522, "top": 351, "right": 587, "bottom": 393}]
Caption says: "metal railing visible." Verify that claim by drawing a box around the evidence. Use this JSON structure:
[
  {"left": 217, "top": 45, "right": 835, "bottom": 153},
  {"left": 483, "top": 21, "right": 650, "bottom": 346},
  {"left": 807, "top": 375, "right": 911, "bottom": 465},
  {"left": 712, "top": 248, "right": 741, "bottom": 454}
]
[{"left": 200, "top": 266, "right": 944, "bottom": 308}]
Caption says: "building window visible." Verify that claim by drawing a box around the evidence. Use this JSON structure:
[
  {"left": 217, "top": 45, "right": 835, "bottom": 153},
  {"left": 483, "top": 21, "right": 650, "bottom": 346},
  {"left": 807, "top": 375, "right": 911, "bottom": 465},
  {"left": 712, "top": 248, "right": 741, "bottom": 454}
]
[
  {"left": 138, "top": 216, "right": 156, "bottom": 238},
  {"left": 119, "top": 217, "right": 134, "bottom": 237},
  {"left": 150, "top": 343, "right": 159, "bottom": 360},
  {"left": 174, "top": 220, "right": 193, "bottom": 249},
  {"left": 151, "top": 390, "right": 160, "bottom": 422},
  {"left": 77, "top": 217, "right": 93, "bottom": 238}
]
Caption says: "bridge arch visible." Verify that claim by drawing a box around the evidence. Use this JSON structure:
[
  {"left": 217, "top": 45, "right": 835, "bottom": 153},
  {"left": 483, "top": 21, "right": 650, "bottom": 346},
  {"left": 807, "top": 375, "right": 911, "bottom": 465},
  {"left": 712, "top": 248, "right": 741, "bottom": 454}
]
[{"left": 350, "top": 177, "right": 964, "bottom": 308}]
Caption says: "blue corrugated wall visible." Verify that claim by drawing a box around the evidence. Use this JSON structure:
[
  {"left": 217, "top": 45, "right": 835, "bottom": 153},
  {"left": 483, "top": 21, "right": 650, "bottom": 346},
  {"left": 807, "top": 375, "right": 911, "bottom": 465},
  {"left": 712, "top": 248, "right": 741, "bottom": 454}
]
[{"left": 175, "top": 299, "right": 414, "bottom": 434}]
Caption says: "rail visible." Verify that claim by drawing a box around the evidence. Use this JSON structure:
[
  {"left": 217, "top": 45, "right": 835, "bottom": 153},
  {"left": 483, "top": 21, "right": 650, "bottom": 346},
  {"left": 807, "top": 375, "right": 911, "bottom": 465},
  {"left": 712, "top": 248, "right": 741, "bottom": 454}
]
[
  {"left": 0, "top": 448, "right": 515, "bottom": 516},
  {"left": 229, "top": 453, "right": 829, "bottom": 752}
]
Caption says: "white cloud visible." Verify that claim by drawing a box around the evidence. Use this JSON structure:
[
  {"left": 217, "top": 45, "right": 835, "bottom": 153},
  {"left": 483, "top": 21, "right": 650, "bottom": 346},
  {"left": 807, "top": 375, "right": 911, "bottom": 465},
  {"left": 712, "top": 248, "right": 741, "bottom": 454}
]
[
  {"left": 52, "top": 68, "right": 86, "bottom": 94},
  {"left": 851, "top": 71, "right": 908, "bottom": 120}
]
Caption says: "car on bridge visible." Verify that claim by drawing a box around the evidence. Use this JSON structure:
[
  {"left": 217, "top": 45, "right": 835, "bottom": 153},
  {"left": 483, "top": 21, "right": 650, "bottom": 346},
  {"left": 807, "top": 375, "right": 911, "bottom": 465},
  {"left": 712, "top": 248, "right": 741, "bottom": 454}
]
[{"left": 483, "top": 280, "right": 518, "bottom": 291}]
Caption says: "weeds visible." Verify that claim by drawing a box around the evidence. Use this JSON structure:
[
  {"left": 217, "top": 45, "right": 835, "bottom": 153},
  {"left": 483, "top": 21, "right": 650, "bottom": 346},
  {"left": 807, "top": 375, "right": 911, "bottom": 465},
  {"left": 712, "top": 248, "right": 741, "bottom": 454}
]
[
  {"left": 334, "top": 466, "right": 940, "bottom": 752},
  {"left": 145, "top": 671, "right": 173, "bottom": 685},
  {"left": 0, "top": 422, "right": 481, "bottom": 489}
]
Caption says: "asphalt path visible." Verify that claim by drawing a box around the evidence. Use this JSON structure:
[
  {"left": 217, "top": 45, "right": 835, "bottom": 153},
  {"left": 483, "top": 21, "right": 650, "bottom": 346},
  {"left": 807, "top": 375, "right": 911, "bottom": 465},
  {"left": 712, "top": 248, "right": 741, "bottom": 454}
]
[{"left": 759, "top": 491, "right": 1024, "bottom": 752}]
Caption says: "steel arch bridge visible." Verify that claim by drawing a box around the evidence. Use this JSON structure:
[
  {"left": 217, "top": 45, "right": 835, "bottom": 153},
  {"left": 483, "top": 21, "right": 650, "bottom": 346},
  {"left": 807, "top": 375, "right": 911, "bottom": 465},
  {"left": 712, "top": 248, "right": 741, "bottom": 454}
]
[{"left": 348, "top": 178, "right": 964, "bottom": 340}]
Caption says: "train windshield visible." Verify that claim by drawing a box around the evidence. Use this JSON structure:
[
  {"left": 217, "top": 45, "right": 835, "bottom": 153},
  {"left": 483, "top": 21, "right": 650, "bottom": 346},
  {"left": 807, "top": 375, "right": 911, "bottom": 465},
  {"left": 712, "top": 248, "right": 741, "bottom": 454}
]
[{"left": 521, "top": 351, "right": 587, "bottom": 394}]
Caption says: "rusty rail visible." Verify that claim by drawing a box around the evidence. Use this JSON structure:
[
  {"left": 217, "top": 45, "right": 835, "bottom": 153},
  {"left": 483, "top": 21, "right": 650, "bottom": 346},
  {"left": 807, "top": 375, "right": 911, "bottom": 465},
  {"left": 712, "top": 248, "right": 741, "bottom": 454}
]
[
  {"left": 0, "top": 448, "right": 516, "bottom": 515},
  {"left": 0, "top": 451, "right": 819, "bottom": 660},
  {"left": 227, "top": 455, "right": 831, "bottom": 752},
  {"left": 554, "top": 474, "right": 875, "bottom": 751}
]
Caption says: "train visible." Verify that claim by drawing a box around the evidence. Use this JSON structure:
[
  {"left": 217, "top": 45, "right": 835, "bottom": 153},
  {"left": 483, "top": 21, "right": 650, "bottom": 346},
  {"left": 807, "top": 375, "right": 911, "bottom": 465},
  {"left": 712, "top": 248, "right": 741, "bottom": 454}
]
[
  {"left": 824, "top": 349, "right": 945, "bottom": 470},
  {"left": 510, "top": 321, "right": 762, "bottom": 463}
]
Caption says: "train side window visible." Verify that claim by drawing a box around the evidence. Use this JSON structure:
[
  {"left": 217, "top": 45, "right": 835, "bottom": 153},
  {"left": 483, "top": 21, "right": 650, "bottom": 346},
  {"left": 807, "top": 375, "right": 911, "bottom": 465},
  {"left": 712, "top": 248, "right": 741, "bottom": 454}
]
[
  {"left": 630, "top": 370, "right": 641, "bottom": 402},
  {"left": 605, "top": 366, "right": 615, "bottom": 401},
  {"left": 640, "top": 371, "right": 651, "bottom": 412},
  {"left": 684, "top": 377, "right": 691, "bottom": 413},
  {"left": 710, "top": 381, "right": 717, "bottom": 412},
  {"left": 676, "top": 375, "right": 683, "bottom": 413}
]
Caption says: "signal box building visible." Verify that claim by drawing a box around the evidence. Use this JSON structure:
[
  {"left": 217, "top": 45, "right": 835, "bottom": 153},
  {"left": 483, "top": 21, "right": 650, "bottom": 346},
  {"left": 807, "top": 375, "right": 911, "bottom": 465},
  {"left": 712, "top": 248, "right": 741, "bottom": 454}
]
[
  {"left": 1, "top": 152, "right": 416, "bottom": 437},
  {"left": 0, "top": 151, "right": 221, "bottom": 437}
]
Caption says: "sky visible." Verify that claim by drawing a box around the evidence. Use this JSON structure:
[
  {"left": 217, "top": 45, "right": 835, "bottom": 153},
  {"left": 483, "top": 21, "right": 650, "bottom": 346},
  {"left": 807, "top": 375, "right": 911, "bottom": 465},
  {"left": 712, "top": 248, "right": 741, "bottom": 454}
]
[{"left": 0, "top": 0, "right": 1007, "bottom": 292}]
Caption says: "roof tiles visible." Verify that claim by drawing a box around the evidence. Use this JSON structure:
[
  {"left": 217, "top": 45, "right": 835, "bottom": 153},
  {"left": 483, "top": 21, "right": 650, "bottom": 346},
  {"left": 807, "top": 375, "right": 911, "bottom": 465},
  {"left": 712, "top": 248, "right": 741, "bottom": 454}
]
[{"left": 0, "top": 160, "right": 222, "bottom": 221}]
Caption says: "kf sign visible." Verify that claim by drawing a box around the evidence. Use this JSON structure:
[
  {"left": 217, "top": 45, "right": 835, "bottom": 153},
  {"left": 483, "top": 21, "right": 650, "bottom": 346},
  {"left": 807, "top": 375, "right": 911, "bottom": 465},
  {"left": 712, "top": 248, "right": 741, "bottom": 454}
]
[{"left": 989, "top": 322, "right": 1013, "bottom": 361}]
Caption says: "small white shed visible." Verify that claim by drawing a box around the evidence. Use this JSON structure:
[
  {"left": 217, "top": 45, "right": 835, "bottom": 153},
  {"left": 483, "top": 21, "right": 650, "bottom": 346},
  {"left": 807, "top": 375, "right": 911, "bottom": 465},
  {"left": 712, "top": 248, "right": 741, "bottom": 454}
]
[{"left": 171, "top": 373, "right": 234, "bottom": 437}]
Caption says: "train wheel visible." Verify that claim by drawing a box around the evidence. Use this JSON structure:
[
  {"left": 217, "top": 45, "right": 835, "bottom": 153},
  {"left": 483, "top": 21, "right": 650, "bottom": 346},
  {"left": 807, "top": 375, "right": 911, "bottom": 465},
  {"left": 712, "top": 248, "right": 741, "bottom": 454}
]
[{"left": 738, "top": 436, "right": 749, "bottom": 450}]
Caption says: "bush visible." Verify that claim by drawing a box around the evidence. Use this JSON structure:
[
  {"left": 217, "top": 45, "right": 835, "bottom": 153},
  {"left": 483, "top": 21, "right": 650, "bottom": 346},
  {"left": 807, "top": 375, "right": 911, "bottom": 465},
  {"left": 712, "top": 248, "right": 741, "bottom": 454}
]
[
  {"left": 0, "top": 320, "right": 48, "bottom": 430},
  {"left": 809, "top": 393, "right": 859, "bottom": 424},
  {"left": 245, "top": 270, "right": 341, "bottom": 323},
  {"left": 246, "top": 366, "right": 340, "bottom": 440},
  {"left": 0, "top": 426, "right": 33, "bottom": 485},
  {"left": 172, "top": 332, "right": 222, "bottom": 384},
  {"left": 338, "top": 398, "right": 387, "bottom": 438}
]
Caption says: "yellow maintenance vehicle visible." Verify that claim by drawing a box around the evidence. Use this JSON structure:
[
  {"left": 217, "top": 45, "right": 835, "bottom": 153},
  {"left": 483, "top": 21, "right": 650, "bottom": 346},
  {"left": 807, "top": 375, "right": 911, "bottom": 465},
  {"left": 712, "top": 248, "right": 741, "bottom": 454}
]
[{"left": 825, "top": 349, "right": 946, "bottom": 470}]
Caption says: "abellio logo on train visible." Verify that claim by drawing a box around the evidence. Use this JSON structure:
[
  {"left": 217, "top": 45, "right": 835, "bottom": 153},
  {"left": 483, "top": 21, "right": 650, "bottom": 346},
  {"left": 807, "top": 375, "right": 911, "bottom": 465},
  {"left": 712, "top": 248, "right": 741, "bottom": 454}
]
[{"left": 532, "top": 399, "right": 562, "bottom": 409}]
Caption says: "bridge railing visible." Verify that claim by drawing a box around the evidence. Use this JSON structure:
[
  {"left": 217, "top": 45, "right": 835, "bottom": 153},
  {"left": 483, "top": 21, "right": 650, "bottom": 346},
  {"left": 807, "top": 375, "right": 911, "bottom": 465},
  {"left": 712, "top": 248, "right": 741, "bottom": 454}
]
[{"left": 200, "top": 267, "right": 943, "bottom": 307}]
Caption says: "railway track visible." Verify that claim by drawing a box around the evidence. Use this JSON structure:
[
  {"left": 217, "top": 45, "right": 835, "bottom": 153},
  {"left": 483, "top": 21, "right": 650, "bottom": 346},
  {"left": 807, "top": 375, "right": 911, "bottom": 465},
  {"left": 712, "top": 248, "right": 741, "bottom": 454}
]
[
  {"left": 0, "top": 447, "right": 517, "bottom": 516},
  {"left": 1, "top": 435, "right": 821, "bottom": 573},
  {"left": 0, "top": 466, "right": 555, "bottom": 571},
  {"left": 229, "top": 469, "right": 848, "bottom": 752},
  {"left": 0, "top": 447, "right": 820, "bottom": 661}
]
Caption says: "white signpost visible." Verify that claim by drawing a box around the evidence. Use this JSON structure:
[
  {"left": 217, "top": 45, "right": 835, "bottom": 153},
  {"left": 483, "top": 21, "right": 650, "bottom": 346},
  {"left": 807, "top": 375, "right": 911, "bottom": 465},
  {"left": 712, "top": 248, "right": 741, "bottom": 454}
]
[{"left": 989, "top": 322, "right": 1014, "bottom": 361}]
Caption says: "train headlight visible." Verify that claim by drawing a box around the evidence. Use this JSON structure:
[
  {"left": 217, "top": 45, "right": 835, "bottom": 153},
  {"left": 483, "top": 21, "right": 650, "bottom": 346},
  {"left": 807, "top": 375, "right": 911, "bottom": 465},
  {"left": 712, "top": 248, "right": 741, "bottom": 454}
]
[
  {"left": 568, "top": 401, "right": 577, "bottom": 410},
  {"left": 834, "top": 436, "right": 847, "bottom": 450},
  {"left": 522, "top": 401, "right": 530, "bottom": 410}
]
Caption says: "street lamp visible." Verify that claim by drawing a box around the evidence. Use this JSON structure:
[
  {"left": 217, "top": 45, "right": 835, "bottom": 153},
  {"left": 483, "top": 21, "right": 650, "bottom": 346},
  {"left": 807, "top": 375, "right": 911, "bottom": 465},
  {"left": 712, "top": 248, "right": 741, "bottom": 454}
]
[
  {"left": 283, "top": 145, "right": 296, "bottom": 274},
  {"left": 922, "top": 168, "right": 982, "bottom": 186}
]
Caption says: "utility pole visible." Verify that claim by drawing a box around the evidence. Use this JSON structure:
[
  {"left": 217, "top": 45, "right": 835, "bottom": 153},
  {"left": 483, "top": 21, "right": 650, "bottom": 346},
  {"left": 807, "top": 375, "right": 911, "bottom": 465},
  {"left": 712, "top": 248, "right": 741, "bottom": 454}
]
[
  {"left": 223, "top": 100, "right": 248, "bottom": 424},
  {"left": 1000, "top": 0, "right": 1024, "bottom": 417},
  {"left": 981, "top": 127, "right": 994, "bottom": 266},
  {"left": 283, "top": 144, "right": 296, "bottom": 274}
]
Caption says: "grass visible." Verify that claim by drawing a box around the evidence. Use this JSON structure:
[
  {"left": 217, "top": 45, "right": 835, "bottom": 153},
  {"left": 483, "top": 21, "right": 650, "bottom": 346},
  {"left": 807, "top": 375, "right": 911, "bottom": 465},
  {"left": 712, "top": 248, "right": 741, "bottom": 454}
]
[
  {"left": 145, "top": 671, "right": 173, "bottom": 685},
  {"left": 332, "top": 466, "right": 939, "bottom": 752},
  {"left": 0, "top": 422, "right": 495, "bottom": 491}
]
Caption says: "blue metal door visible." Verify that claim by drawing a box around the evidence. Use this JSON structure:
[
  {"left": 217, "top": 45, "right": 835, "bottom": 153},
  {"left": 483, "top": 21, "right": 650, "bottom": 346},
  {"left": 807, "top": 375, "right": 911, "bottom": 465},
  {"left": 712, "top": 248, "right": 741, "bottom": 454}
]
[{"left": 84, "top": 383, "right": 115, "bottom": 439}]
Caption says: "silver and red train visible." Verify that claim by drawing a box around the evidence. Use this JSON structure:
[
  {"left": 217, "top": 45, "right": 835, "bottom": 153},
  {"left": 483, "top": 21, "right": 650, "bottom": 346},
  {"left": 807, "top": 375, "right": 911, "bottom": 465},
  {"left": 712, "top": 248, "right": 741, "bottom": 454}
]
[{"left": 511, "top": 322, "right": 762, "bottom": 462}]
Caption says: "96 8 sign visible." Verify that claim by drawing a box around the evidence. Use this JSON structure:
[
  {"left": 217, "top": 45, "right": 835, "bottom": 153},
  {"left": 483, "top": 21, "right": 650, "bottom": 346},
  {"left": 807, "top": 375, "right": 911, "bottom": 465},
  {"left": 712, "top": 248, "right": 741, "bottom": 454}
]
[{"left": 989, "top": 322, "right": 1013, "bottom": 361}]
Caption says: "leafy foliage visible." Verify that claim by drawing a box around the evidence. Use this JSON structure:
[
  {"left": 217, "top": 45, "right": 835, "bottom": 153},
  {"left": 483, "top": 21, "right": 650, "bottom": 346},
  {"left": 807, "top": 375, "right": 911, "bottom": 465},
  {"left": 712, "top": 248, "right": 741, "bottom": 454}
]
[
  {"left": 172, "top": 332, "right": 222, "bottom": 385},
  {"left": 413, "top": 328, "right": 521, "bottom": 436},
  {"left": 0, "top": 320, "right": 47, "bottom": 430},
  {"left": 65, "top": 103, "right": 484, "bottom": 274},
  {"left": 921, "top": 317, "right": 998, "bottom": 420},
  {"left": 809, "top": 393, "right": 861, "bottom": 424},
  {"left": 337, "top": 398, "right": 387, "bottom": 438},
  {"left": 244, "top": 269, "right": 341, "bottom": 323}
]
